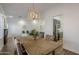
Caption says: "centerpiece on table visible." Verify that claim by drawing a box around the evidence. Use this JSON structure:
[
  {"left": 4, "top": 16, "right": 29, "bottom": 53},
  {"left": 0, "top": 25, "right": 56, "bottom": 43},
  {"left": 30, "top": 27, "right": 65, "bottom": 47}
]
[{"left": 27, "top": 29, "right": 39, "bottom": 40}]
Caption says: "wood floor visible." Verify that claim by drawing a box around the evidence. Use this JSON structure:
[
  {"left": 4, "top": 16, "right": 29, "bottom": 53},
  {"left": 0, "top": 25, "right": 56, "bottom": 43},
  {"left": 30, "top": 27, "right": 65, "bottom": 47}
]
[
  {"left": 1, "top": 46, "right": 78, "bottom": 55},
  {"left": 63, "top": 49, "right": 78, "bottom": 55},
  {"left": 0, "top": 38, "right": 78, "bottom": 55}
]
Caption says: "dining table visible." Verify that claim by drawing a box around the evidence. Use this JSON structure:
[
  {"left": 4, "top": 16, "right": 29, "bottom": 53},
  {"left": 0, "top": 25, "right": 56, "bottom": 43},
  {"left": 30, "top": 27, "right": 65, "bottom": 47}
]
[{"left": 18, "top": 37, "right": 63, "bottom": 55}]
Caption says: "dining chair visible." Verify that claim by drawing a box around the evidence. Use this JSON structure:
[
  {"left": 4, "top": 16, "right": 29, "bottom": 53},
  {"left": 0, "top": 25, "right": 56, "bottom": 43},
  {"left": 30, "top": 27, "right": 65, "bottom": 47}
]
[{"left": 17, "top": 42, "right": 28, "bottom": 55}]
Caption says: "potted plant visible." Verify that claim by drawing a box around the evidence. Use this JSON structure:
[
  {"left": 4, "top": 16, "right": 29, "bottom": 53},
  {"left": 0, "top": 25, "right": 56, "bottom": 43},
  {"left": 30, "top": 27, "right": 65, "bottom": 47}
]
[{"left": 30, "top": 29, "right": 38, "bottom": 40}]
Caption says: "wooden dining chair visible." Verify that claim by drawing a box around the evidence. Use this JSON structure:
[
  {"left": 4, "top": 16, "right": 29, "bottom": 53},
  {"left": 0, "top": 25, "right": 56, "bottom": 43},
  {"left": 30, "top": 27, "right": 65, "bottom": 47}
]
[{"left": 17, "top": 42, "right": 28, "bottom": 55}]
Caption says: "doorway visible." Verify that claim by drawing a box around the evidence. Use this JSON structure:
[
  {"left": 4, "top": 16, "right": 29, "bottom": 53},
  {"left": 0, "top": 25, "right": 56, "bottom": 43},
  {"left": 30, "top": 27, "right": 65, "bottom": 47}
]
[{"left": 53, "top": 15, "right": 63, "bottom": 41}]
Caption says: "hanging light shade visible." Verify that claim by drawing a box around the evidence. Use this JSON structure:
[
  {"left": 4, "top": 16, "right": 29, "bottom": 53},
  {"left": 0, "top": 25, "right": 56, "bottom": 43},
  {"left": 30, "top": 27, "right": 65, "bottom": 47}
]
[{"left": 28, "top": 3, "right": 40, "bottom": 20}]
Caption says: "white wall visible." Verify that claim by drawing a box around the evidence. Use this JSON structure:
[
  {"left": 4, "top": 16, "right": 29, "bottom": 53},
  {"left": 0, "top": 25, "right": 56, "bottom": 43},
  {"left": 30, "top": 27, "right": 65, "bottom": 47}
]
[
  {"left": 0, "top": 5, "right": 5, "bottom": 51},
  {"left": 43, "top": 4, "right": 79, "bottom": 54},
  {"left": 8, "top": 18, "right": 31, "bottom": 37},
  {"left": 43, "top": 4, "right": 62, "bottom": 36},
  {"left": 8, "top": 17, "right": 44, "bottom": 37}
]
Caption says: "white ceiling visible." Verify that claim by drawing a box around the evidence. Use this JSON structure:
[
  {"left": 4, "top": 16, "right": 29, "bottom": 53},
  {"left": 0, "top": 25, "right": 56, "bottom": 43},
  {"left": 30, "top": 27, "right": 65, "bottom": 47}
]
[{"left": 0, "top": 3, "right": 57, "bottom": 18}]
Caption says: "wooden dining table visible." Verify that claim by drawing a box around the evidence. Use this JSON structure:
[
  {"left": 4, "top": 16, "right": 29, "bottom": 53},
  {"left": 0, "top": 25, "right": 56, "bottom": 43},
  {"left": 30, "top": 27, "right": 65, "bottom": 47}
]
[{"left": 19, "top": 37, "right": 63, "bottom": 55}]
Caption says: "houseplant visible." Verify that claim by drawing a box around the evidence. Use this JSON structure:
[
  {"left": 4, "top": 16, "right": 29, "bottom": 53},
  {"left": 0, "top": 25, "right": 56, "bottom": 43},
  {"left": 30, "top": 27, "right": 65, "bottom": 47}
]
[{"left": 30, "top": 29, "right": 38, "bottom": 40}]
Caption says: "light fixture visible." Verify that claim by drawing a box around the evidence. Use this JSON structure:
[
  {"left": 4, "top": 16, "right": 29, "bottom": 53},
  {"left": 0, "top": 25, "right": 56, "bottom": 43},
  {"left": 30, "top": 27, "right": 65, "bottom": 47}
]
[
  {"left": 28, "top": 3, "right": 40, "bottom": 20},
  {"left": 6, "top": 15, "right": 13, "bottom": 18},
  {"left": 33, "top": 20, "right": 37, "bottom": 24},
  {"left": 8, "top": 16, "right": 13, "bottom": 18},
  {"left": 19, "top": 20, "right": 25, "bottom": 25}
]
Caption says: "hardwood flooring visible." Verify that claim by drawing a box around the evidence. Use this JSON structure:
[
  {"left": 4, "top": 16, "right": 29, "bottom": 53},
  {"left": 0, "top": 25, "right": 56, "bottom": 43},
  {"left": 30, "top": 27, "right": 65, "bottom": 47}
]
[
  {"left": 0, "top": 38, "right": 78, "bottom": 55},
  {"left": 63, "top": 49, "right": 78, "bottom": 55},
  {"left": 1, "top": 45, "right": 78, "bottom": 55}
]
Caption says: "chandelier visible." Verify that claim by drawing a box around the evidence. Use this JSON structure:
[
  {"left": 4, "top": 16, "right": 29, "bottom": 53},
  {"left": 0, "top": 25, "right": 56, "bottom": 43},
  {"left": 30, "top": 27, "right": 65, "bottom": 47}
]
[{"left": 28, "top": 3, "right": 40, "bottom": 20}]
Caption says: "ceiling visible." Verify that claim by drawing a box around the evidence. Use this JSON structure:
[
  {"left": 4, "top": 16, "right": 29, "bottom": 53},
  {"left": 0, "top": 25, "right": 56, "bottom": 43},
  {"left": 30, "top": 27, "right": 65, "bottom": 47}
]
[{"left": 0, "top": 3, "right": 57, "bottom": 18}]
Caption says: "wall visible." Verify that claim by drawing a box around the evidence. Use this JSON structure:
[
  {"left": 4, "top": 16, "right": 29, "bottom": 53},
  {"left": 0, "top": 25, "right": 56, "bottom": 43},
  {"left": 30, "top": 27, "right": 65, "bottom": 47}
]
[
  {"left": 43, "top": 4, "right": 62, "bottom": 36},
  {"left": 0, "top": 5, "right": 5, "bottom": 51},
  {"left": 43, "top": 4, "right": 79, "bottom": 54},
  {"left": 8, "top": 18, "right": 31, "bottom": 37},
  {"left": 8, "top": 17, "right": 44, "bottom": 37}
]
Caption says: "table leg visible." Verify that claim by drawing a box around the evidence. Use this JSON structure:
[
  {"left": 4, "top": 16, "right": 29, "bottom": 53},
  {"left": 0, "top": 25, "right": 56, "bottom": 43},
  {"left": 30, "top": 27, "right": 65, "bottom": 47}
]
[{"left": 52, "top": 51, "right": 55, "bottom": 55}]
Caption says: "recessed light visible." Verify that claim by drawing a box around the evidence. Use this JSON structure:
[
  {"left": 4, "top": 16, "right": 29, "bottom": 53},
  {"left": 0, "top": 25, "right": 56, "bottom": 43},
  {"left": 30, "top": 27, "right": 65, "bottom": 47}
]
[
  {"left": 8, "top": 16, "right": 14, "bottom": 18},
  {"left": 19, "top": 20, "right": 25, "bottom": 25}
]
